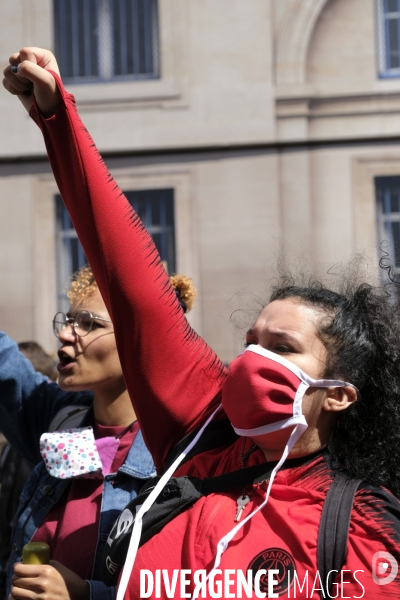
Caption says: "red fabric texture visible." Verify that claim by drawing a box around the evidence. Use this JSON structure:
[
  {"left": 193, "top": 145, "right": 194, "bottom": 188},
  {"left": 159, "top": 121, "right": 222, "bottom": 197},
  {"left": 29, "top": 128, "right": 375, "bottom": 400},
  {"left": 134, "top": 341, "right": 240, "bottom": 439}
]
[
  {"left": 30, "top": 76, "right": 400, "bottom": 598},
  {"left": 222, "top": 350, "right": 302, "bottom": 430},
  {"left": 128, "top": 454, "right": 400, "bottom": 599},
  {"left": 33, "top": 421, "right": 138, "bottom": 579}
]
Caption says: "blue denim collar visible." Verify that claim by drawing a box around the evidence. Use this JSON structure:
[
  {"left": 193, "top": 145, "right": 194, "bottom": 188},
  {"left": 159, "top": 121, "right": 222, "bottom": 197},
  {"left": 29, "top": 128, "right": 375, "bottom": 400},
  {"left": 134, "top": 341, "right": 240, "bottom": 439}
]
[
  {"left": 80, "top": 405, "right": 155, "bottom": 479},
  {"left": 119, "top": 429, "right": 155, "bottom": 479}
]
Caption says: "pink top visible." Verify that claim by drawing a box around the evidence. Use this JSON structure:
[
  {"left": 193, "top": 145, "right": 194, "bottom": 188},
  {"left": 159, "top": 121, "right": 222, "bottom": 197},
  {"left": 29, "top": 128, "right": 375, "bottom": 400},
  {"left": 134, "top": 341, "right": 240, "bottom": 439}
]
[{"left": 33, "top": 421, "right": 138, "bottom": 579}]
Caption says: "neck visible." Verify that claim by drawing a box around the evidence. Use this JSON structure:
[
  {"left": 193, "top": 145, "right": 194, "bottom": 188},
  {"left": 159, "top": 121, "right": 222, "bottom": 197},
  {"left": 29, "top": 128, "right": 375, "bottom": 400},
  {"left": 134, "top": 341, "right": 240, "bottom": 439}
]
[
  {"left": 92, "top": 386, "right": 136, "bottom": 426},
  {"left": 254, "top": 421, "right": 333, "bottom": 463},
  {"left": 261, "top": 442, "right": 327, "bottom": 463}
]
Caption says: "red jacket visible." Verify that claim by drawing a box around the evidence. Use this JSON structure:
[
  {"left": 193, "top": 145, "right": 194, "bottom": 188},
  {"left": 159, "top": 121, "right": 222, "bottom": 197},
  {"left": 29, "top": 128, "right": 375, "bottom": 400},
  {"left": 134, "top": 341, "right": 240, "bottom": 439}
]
[{"left": 31, "top": 75, "right": 400, "bottom": 599}]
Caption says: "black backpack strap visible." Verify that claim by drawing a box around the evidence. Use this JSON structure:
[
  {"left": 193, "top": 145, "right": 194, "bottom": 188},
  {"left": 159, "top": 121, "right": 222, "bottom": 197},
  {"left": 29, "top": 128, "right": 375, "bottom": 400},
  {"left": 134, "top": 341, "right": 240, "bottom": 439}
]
[
  {"left": 317, "top": 473, "right": 362, "bottom": 600},
  {"left": 162, "top": 419, "right": 239, "bottom": 473},
  {"left": 103, "top": 450, "right": 328, "bottom": 586},
  {"left": 102, "top": 462, "right": 277, "bottom": 586}
]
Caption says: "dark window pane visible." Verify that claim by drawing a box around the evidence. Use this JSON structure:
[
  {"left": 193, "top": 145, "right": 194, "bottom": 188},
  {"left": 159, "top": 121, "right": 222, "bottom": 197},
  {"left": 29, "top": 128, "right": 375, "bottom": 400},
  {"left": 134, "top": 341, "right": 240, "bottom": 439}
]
[
  {"left": 90, "top": 2, "right": 99, "bottom": 76},
  {"left": 54, "top": 0, "right": 99, "bottom": 81},
  {"left": 138, "top": 0, "right": 146, "bottom": 73},
  {"left": 125, "top": 189, "right": 176, "bottom": 273},
  {"left": 131, "top": 0, "right": 141, "bottom": 75},
  {"left": 113, "top": 0, "right": 122, "bottom": 75},
  {"left": 70, "top": 237, "right": 81, "bottom": 273},
  {"left": 142, "top": 0, "right": 154, "bottom": 74},
  {"left": 375, "top": 177, "right": 400, "bottom": 273},
  {"left": 78, "top": 4, "right": 85, "bottom": 76},
  {"left": 151, "top": 199, "right": 161, "bottom": 226},
  {"left": 126, "top": 0, "right": 134, "bottom": 73},
  {"left": 55, "top": 0, "right": 170, "bottom": 83},
  {"left": 55, "top": 195, "right": 88, "bottom": 311},
  {"left": 94, "top": 0, "right": 159, "bottom": 82},
  {"left": 390, "top": 220, "right": 400, "bottom": 265},
  {"left": 389, "top": 18, "right": 400, "bottom": 68},
  {"left": 152, "top": 232, "right": 162, "bottom": 257},
  {"left": 389, "top": 186, "right": 400, "bottom": 212}
]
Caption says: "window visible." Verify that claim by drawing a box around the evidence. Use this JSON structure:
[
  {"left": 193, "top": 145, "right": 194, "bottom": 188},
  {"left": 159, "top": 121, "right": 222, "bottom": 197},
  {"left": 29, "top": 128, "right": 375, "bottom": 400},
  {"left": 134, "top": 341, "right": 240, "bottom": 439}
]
[
  {"left": 53, "top": 0, "right": 160, "bottom": 83},
  {"left": 55, "top": 195, "right": 88, "bottom": 312},
  {"left": 55, "top": 188, "right": 175, "bottom": 310},
  {"left": 376, "top": 0, "right": 400, "bottom": 77},
  {"left": 125, "top": 188, "right": 176, "bottom": 274},
  {"left": 375, "top": 176, "right": 400, "bottom": 277}
]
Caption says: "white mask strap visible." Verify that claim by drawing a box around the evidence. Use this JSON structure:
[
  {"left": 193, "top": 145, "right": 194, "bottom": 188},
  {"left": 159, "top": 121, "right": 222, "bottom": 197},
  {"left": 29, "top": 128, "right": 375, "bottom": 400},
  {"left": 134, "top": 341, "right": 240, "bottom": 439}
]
[
  {"left": 233, "top": 380, "right": 310, "bottom": 437},
  {"left": 190, "top": 418, "right": 308, "bottom": 600},
  {"left": 116, "top": 404, "right": 222, "bottom": 600},
  {"left": 246, "top": 345, "right": 358, "bottom": 393}
]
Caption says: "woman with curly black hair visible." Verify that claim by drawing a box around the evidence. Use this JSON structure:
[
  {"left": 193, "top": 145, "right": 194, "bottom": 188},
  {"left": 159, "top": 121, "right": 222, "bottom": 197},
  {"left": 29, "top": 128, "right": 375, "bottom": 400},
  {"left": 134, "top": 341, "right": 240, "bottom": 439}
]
[
  {"left": 269, "top": 279, "right": 400, "bottom": 498},
  {"left": 3, "top": 48, "right": 400, "bottom": 600}
]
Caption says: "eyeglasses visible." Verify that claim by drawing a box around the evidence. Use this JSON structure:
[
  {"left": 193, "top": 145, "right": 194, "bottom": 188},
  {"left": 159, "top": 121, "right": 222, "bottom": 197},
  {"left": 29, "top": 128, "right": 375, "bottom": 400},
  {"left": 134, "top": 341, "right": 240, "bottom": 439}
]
[{"left": 53, "top": 310, "right": 112, "bottom": 338}]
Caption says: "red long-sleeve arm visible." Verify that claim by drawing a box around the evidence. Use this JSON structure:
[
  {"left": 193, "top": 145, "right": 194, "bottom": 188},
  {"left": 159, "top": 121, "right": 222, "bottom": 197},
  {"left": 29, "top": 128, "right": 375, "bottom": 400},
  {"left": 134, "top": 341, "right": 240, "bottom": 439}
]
[{"left": 30, "top": 74, "right": 227, "bottom": 470}]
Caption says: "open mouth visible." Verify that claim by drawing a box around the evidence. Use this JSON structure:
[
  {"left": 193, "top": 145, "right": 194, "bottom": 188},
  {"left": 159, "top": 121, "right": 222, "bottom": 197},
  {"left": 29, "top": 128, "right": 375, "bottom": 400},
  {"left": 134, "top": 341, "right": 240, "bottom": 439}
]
[{"left": 57, "top": 351, "right": 76, "bottom": 372}]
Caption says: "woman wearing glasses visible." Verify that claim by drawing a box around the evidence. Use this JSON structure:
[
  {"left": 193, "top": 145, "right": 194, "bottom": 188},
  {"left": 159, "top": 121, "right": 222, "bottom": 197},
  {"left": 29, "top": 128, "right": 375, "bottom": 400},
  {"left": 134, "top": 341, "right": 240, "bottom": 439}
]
[
  {"left": 0, "top": 263, "right": 194, "bottom": 600},
  {"left": 0, "top": 263, "right": 153, "bottom": 600}
]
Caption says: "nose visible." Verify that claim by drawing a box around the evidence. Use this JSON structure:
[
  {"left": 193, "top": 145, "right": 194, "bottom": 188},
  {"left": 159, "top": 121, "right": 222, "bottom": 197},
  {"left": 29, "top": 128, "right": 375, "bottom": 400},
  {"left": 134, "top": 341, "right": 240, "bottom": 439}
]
[{"left": 57, "top": 323, "right": 79, "bottom": 343}]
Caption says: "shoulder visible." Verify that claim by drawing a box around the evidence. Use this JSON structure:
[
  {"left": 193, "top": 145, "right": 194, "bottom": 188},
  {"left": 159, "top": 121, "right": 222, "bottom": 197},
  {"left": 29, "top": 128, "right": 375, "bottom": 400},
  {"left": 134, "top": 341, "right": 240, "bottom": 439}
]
[
  {"left": 345, "top": 484, "right": 400, "bottom": 593},
  {"left": 321, "top": 453, "right": 400, "bottom": 541},
  {"left": 353, "top": 483, "right": 400, "bottom": 541}
]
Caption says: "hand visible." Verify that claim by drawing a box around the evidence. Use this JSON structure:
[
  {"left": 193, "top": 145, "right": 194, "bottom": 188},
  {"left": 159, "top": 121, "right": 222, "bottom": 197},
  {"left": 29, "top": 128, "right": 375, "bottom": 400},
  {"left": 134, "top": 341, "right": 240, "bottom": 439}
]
[
  {"left": 10, "top": 561, "right": 90, "bottom": 600},
  {"left": 2, "top": 47, "right": 61, "bottom": 117}
]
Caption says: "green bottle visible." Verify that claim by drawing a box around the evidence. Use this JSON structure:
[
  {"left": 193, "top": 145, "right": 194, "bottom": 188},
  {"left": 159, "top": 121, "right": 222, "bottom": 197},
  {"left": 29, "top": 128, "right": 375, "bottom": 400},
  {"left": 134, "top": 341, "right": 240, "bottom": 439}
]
[{"left": 22, "top": 542, "right": 50, "bottom": 565}]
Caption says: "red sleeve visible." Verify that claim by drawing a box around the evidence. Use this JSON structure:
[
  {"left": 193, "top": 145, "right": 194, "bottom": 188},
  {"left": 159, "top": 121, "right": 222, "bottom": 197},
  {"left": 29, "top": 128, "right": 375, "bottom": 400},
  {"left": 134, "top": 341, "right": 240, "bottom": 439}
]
[{"left": 30, "top": 73, "right": 227, "bottom": 470}]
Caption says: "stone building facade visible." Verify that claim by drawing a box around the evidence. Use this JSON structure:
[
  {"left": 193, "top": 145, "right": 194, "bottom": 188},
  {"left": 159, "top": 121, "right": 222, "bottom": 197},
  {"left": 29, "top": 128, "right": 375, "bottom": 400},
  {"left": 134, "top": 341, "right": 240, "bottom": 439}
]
[{"left": 0, "top": 0, "right": 400, "bottom": 363}]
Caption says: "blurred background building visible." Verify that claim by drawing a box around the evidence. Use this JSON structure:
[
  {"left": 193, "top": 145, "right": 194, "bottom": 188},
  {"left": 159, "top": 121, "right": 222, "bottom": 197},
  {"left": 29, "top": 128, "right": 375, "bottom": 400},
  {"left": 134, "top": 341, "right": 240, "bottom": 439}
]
[{"left": 1, "top": 0, "right": 400, "bottom": 363}]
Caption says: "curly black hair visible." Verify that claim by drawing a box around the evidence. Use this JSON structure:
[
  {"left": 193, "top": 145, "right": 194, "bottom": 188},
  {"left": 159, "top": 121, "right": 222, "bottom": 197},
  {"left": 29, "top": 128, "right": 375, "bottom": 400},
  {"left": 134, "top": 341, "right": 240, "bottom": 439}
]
[{"left": 269, "top": 274, "right": 400, "bottom": 497}]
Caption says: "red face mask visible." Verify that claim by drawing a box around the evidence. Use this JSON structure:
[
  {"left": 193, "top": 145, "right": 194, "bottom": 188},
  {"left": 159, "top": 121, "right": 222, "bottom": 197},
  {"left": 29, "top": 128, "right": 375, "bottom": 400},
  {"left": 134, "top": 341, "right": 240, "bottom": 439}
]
[{"left": 222, "top": 344, "right": 357, "bottom": 438}]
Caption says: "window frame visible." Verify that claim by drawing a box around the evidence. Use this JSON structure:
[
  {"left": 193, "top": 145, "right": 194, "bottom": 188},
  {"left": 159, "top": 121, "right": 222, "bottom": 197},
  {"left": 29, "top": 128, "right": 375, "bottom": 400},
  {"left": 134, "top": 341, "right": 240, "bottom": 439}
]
[
  {"left": 55, "top": 188, "right": 176, "bottom": 312},
  {"left": 53, "top": 0, "right": 160, "bottom": 85},
  {"left": 375, "top": 175, "right": 400, "bottom": 278},
  {"left": 376, "top": 0, "right": 400, "bottom": 78}
]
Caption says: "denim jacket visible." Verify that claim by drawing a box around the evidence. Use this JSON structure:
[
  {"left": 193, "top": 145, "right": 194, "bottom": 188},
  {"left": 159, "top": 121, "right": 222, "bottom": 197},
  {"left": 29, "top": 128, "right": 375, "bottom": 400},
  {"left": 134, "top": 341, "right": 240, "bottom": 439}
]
[{"left": 0, "top": 333, "right": 155, "bottom": 600}]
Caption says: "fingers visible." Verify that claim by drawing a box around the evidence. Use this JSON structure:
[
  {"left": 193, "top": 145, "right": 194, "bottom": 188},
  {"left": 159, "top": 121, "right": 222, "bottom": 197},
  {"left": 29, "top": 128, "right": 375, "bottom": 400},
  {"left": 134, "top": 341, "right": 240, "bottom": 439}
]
[
  {"left": 49, "top": 561, "right": 90, "bottom": 600},
  {"left": 11, "top": 582, "right": 41, "bottom": 599},
  {"left": 7, "top": 48, "right": 44, "bottom": 87},
  {"left": 2, "top": 60, "right": 33, "bottom": 115},
  {"left": 9, "top": 48, "right": 60, "bottom": 76},
  {"left": 11, "top": 576, "right": 42, "bottom": 597},
  {"left": 12, "top": 564, "right": 56, "bottom": 598},
  {"left": 8, "top": 586, "right": 33, "bottom": 600},
  {"left": 3, "top": 47, "right": 61, "bottom": 116},
  {"left": 13, "top": 61, "right": 57, "bottom": 91},
  {"left": 3, "top": 65, "right": 32, "bottom": 93},
  {"left": 9, "top": 53, "right": 22, "bottom": 67},
  {"left": 7, "top": 52, "right": 32, "bottom": 86},
  {"left": 3, "top": 58, "right": 56, "bottom": 92},
  {"left": 20, "top": 47, "right": 60, "bottom": 75},
  {"left": 13, "top": 564, "right": 42, "bottom": 578},
  {"left": 8, "top": 52, "right": 30, "bottom": 83}
]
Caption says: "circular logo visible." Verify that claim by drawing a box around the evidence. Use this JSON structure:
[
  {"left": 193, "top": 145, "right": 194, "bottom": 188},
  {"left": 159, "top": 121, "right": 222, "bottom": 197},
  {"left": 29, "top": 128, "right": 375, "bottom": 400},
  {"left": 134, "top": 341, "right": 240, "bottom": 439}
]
[{"left": 248, "top": 548, "right": 296, "bottom": 596}]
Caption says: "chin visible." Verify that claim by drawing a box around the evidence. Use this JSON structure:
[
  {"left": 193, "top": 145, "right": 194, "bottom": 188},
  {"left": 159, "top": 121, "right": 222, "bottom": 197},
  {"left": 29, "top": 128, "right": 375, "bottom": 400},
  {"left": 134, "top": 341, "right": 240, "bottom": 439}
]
[{"left": 58, "top": 376, "right": 85, "bottom": 392}]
